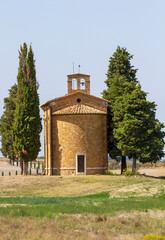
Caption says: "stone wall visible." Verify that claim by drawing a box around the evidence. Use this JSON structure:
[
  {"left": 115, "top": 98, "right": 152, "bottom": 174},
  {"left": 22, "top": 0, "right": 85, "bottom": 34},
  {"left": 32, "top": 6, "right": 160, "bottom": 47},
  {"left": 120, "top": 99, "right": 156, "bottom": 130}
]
[{"left": 50, "top": 114, "right": 108, "bottom": 175}]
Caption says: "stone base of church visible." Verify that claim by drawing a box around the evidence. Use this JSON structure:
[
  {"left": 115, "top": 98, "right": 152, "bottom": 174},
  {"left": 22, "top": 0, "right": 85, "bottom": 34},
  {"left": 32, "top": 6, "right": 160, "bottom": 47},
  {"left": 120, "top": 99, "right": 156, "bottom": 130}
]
[{"left": 45, "top": 167, "right": 107, "bottom": 175}]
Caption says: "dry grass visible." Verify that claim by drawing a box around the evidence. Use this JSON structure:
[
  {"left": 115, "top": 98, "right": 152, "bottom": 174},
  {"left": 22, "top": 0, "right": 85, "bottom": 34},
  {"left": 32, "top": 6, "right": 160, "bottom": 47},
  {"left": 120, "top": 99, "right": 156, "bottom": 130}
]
[
  {"left": 0, "top": 174, "right": 164, "bottom": 198},
  {"left": 0, "top": 211, "right": 165, "bottom": 240},
  {"left": 0, "top": 160, "right": 165, "bottom": 239}
]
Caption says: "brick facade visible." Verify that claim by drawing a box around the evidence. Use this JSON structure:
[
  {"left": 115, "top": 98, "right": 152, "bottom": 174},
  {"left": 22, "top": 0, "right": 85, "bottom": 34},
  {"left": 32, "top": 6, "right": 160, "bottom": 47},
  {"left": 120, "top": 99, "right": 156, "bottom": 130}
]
[{"left": 41, "top": 73, "right": 109, "bottom": 175}]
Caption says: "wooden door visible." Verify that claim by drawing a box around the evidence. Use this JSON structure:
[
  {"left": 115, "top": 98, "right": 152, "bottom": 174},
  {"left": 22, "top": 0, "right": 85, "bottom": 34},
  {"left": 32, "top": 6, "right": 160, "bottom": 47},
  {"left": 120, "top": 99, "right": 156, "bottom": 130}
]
[{"left": 77, "top": 155, "right": 85, "bottom": 173}]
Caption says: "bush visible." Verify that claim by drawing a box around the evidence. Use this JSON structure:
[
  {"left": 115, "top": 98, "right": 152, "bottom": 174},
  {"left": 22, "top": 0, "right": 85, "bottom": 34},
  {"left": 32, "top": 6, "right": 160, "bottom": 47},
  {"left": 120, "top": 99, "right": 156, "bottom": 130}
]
[
  {"left": 105, "top": 169, "right": 114, "bottom": 175},
  {"left": 122, "top": 169, "right": 133, "bottom": 176},
  {"left": 122, "top": 168, "right": 140, "bottom": 176}
]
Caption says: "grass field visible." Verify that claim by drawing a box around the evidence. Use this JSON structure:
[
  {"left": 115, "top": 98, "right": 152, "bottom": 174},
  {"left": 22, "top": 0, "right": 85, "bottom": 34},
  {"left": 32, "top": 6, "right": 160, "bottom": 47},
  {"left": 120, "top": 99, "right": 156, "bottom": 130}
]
[{"left": 0, "top": 174, "right": 165, "bottom": 239}]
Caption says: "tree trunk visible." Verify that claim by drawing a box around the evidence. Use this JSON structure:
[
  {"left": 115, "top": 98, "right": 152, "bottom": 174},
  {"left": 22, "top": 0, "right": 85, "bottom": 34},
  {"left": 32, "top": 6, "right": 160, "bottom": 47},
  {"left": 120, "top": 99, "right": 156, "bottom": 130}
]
[
  {"left": 132, "top": 157, "right": 136, "bottom": 173},
  {"left": 23, "top": 160, "right": 28, "bottom": 175},
  {"left": 26, "top": 161, "right": 28, "bottom": 175},
  {"left": 121, "top": 156, "right": 127, "bottom": 174},
  {"left": 20, "top": 159, "right": 23, "bottom": 175}
]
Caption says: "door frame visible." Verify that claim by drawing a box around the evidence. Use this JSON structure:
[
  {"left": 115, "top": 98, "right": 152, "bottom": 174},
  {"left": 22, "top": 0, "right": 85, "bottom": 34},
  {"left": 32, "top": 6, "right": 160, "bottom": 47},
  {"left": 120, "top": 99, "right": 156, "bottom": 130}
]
[{"left": 76, "top": 154, "right": 86, "bottom": 175}]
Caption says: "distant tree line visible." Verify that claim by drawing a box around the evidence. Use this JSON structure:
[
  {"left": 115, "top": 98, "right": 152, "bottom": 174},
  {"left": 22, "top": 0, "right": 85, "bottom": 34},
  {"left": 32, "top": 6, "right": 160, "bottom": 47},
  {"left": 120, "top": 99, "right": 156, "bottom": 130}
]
[
  {"left": 103, "top": 46, "right": 165, "bottom": 174},
  {"left": 0, "top": 43, "right": 42, "bottom": 175}
]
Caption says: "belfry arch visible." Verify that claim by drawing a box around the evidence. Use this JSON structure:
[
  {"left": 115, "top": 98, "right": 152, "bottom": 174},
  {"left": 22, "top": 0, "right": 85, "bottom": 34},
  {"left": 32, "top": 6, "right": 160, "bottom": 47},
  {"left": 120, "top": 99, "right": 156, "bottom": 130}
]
[
  {"left": 80, "top": 79, "right": 85, "bottom": 90},
  {"left": 67, "top": 73, "right": 90, "bottom": 95},
  {"left": 72, "top": 78, "right": 77, "bottom": 90}
]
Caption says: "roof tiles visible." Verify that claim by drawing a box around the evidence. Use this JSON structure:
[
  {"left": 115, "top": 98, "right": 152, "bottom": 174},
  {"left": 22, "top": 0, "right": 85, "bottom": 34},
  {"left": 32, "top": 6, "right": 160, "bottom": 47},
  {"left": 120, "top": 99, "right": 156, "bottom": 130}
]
[{"left": 52, "top": 104, "right": 106, "bottom": 115}]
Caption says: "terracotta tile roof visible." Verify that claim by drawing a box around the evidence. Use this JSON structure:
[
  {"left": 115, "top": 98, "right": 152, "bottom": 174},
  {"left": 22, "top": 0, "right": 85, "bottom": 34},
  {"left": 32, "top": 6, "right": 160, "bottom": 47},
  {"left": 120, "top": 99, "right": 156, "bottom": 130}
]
[{"left": 52, "top": 104, "right": 106, "bottom": 115}]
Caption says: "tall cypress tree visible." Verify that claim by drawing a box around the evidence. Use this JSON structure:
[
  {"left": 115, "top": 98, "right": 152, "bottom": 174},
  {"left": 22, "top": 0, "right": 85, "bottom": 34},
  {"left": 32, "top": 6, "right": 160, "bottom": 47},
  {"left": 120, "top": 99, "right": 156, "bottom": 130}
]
[
  {"left": 103, "top": 46, "right": 165, "bottom": 172},
  {"left": 103, "top": 46, "right": 138, "bottom": 173},
  {"left": 13, "top": 43, "right": 42, "bottom": 175},
  {"left": 0, "top": 84, "right": 17, "bottom": 160}
]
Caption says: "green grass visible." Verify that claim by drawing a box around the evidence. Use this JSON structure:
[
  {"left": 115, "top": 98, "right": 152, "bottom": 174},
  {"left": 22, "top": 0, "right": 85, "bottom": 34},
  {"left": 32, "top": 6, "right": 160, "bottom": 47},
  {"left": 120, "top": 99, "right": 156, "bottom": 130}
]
[
  {"left": 0, "top": 175, "right": 165, "bottom": 239},
  {"left": 0, "top": 192, "right": 165, "bottom": 218}
]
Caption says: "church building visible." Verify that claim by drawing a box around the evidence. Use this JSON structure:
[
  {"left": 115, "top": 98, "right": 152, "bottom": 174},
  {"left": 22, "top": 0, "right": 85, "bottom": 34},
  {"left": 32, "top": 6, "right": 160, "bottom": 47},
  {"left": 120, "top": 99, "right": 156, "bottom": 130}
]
[{"left": 41, "top": 73, "right": 109, "bottom": 175}]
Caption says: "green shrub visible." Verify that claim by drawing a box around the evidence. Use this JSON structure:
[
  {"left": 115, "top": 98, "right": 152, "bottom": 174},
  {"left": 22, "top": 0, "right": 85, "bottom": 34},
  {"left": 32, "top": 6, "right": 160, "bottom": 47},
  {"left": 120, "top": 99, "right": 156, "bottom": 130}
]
[
  {"left": 122, "top": 169, "right": 140, "bottom": 176},
  {"left": 105, "top": 169, "right": 114, "bottom": 175},
  {"left": 122, "top": 169, "right": 134, "bottom": 176}
]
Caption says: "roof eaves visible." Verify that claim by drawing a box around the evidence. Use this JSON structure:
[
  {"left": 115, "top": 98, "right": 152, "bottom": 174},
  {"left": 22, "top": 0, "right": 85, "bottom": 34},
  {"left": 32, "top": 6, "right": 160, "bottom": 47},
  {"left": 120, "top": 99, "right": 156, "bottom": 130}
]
[{"left": 40, "top": 91, "right": 110, "bottom": 109}]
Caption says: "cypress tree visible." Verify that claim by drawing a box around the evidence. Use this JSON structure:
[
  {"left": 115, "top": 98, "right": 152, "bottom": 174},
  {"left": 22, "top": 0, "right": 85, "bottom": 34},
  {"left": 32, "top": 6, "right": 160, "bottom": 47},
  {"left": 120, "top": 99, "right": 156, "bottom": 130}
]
[
  {"left": 113, "top": 84, "right": 165, "bottom": 171},
  {"left": 13, "top": 43, "right": 42, "bottom": 175},
  {"left": 103, "top": 46, "right": 165, "bottom": 172},
  {"left": 0, "top": 84, "right": 17, "bottom": 161},
  {"left": 103, "top": 46, "right": 138, "bottom": 173}
]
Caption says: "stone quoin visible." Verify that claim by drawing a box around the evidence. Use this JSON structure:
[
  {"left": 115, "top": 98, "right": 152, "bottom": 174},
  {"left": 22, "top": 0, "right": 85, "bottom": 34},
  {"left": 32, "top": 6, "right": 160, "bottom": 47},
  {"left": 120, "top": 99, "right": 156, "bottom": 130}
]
[{"left": 41, "top": 73, "right": 109, "bottom": 175}]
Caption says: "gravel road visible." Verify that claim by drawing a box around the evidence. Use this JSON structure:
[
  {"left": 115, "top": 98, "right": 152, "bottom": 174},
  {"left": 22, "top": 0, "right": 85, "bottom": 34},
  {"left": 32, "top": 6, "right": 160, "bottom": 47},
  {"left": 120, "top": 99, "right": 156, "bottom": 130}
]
[{"left": 0, "top": 160, "right": 43, "bottom": 176}]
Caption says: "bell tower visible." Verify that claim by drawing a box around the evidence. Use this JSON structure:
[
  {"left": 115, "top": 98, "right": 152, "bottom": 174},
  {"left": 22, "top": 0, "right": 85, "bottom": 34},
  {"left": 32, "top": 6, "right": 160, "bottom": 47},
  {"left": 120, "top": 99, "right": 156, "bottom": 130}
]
[{"left": 67, "top": 73, "right": 90, "bottom": 95}]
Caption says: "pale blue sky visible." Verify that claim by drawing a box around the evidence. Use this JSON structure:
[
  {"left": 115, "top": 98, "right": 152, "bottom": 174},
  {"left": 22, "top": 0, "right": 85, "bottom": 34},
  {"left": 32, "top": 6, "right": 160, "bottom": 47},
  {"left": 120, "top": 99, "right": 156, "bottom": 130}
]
[{"left": 0, "top": 0, "right": 165, "bottom": 156}]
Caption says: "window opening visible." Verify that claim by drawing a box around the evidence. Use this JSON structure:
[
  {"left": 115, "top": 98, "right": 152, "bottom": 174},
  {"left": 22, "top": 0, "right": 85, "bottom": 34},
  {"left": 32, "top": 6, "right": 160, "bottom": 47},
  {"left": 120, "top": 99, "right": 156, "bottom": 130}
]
[
  {"left": 77, "top": 98, "right": 81, "bottom": 103},
  {"left": 80, "top": 79, "right": 85, "bottom": 90},
  {"left": 72, "top": 79, "right": 77, "bottom": 90}
]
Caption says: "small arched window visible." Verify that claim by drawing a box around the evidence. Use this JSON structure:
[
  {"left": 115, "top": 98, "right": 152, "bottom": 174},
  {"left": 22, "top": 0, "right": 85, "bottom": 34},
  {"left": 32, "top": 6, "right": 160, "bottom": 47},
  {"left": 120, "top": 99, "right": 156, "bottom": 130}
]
[
  {"left": 72, "top": 79, "right": 77, "bottom": 90},
  {"left": 80, "top": 79, "right": 85, "bottom": 90}
]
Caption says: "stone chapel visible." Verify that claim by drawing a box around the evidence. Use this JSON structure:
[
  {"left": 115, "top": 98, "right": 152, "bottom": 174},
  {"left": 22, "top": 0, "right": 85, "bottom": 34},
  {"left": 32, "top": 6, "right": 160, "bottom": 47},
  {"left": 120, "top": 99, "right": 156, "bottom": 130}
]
[{"left": 41, "top": 73, "right": 109, "bottom": 175}]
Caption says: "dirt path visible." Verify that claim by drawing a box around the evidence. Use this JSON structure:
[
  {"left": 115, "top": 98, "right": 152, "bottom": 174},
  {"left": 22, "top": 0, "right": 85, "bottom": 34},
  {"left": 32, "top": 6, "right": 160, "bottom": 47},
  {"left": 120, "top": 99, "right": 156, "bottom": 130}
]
[
  {"left": 0, "top": 160, "right": 43, "bottom": 176},
  {"left": 112, "top": 167, "right": 165, "bottom": 177}
]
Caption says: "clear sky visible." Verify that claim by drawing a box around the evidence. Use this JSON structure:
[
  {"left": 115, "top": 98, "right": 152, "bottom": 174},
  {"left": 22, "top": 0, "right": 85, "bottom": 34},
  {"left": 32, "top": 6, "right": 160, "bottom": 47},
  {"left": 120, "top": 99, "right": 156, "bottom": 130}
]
[{"left": 0, "top": 0, "right": 165, "bottom": 157}]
